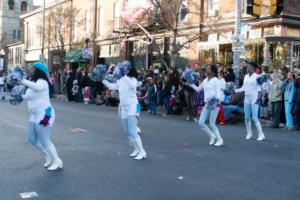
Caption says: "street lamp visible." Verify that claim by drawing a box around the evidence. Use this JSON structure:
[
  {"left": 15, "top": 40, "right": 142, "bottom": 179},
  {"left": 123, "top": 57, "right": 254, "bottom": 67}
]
[
  {"left": 83, "top": 33, "right": 91, "bottom": 69},
  {"left": 0, "top": 49, "right": 5, "bottom": 70}
]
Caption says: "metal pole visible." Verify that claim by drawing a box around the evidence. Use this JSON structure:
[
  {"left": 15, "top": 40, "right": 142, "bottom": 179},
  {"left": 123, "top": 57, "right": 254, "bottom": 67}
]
[
  {"left": 291, "top": 42, "right": 294, "bottom": 71},
  {"left": 41, "top": 0, "right": 46, "bottom": 60},
  {"left": 93, "top": 0, "right": 98, "bottom": 67},
  {"left": 69, "top": 0, "right": 73, "bottom": 50},
  {"left": 233, "top": 0, "right": 241, "bottom": 87}
]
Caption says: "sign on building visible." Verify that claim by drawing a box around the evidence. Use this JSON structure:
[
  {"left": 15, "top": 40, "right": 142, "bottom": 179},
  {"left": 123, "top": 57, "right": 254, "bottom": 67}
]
[{"left": 82, "top": 48, "right": 91, "bottom": 60}]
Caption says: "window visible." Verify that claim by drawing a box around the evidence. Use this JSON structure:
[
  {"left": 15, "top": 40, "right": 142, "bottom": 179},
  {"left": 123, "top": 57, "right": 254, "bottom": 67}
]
[
  {"left": 85, "top": 10, "right": 91, "bottom": 33},
  {"left": 8, "top": 0, "right": 15, "bottom": 10},
  {"left": 178, "top": 0, "right": 188, "bottom": 22},
  {"left": 113, "top": 1, "right": 120, "bottom": 30},
  {"left": 208, "top": 0, "right": 219, "bottom": 17},
  {"left": 13, "top": 30, "right": 16, "bottom": 39},
  {"left": 28, "top": 23, "right": 34, "bottom": 48},
  {"left": 98, "top": 6, "right": 104, "bottom": 36},
  {"left": 21, "top": 1, "right": 27, "bottom": 12},
  {"left": 18, "top": 30, "right": 21, "bottom": 39}
]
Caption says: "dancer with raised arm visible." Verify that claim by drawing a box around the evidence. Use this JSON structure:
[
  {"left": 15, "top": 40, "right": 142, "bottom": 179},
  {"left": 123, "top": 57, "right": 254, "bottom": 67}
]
[
  {"left": 21, "top": 63, "right": 63, "bottom": 171},
  {"left": 235, "top": 62, "right": 266, "bottom": 141},
  {"left": 102, "top": 61, "right": 147, "bottom": 160},
  {"left": 189, "top": 64, "right": 224, "bottom": 147}
]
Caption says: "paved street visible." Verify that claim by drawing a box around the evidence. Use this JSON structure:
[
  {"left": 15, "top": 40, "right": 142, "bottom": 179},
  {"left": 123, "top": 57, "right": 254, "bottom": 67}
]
[{"left": 0, "top": 99, "right": 299, "bottom": 200}]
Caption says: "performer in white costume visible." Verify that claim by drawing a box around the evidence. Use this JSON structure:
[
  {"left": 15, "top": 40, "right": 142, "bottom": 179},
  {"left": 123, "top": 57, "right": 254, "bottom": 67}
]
[
  {"left": 102, "top": 61, "right": 147, "bottom": 160},
  {"left": 189, "top": 65, "right": 224, "bottom": 147},
  {"left": 21, "top": 63, "right": 63, "bottom": 171},
  {"left": 235, "top": 61, "right": 266, "bottom": 141}
]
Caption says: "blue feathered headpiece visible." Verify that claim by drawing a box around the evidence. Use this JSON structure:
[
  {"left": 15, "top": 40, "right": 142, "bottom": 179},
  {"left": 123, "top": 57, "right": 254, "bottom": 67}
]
[
  {"left": 224, "top": 82, "right": 235, "bottom": 96},
  {"left": 7, "top": 67, "right": 27, "bottom": 87},
  {"left": 182, "top": 69, "right": 199, "bottom": 84},
  {"left": 9, "top": 85, "right": 26, "bottom": 105}
]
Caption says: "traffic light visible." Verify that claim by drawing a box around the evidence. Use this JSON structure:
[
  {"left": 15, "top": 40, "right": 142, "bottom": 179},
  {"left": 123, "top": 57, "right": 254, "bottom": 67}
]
[
  {"left": 270, "top": 0, "right": 284, "bottom": 16},
  {"left": 246, "top": 0, "right": 262, "bottom": 17}
]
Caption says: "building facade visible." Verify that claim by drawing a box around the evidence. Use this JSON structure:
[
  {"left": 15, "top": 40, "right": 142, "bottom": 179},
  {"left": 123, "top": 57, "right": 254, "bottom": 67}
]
[
  {"left": 17, "top": 0, "right": 300, "bottom": 71},
  {"left": 197, "top": 0, "right": 300, "bottom": 68},
  {"left": 3, "top": 0, "right": 35, "bottom": 69}
]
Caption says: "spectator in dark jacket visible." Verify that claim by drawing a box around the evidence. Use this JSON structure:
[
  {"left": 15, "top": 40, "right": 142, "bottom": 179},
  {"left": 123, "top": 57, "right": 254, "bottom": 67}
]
[
  {"left": 66, "top": 71, "right": 75, "bottom": 102},
  {"left": 163, "top": 75, "right": 174, "bottom": 116},
  {"left": 225, "top": 67, "right": 236, "bottom": 83}
]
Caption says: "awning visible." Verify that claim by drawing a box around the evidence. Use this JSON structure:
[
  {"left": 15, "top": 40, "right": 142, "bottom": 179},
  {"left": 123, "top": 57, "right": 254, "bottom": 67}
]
[
  {"left": 64, "top": 49, "right": 82, "bottom": 63},
  {"left": 265, "top": 36, "right": 300, "bottom": 42}
]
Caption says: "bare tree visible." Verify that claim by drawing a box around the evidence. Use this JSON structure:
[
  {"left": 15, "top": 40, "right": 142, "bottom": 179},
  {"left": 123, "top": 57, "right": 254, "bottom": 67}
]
[
  {"left": 37, "top": 0, "right": 82, "bottom": 67},
  {"left": 121, "top": 0, "right": 221, "bottom": 69}
]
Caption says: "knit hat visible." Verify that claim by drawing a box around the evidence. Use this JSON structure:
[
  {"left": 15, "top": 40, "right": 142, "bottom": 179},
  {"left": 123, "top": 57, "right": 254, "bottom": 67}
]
[{"left": 33, "top": 62, "right": 49, "bottom": 76}]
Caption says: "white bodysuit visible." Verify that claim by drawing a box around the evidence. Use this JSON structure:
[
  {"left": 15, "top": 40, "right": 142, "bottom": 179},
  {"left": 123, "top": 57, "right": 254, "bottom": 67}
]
[
  {"left": 21, "top": 79, "right": 55, "bottom": 126},
  {"left": 103, "top": 76, "right": 138, "bottom": 119}
]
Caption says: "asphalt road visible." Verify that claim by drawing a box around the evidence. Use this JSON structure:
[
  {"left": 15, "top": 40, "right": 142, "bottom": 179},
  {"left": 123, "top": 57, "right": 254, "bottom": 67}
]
[{"left": 0, "top": 98, "right": 299, "bottom": 200}]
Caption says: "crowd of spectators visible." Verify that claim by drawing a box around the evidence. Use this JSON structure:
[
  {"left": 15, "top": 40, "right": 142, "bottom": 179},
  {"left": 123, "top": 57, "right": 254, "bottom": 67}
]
[{"left": 3, "top": 60, "right": 299, "bottom": 131}]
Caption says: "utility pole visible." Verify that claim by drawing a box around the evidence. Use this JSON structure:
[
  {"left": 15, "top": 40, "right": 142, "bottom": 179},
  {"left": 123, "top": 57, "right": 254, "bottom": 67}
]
[
  {"left": 92, "top": 0, "right": 98, "bottom": 67},
  {"left": 41, "top": 0, "right": 46, "bottom": 62},
  {"left": 69, "top": 0, "right": 73, "bottom": 50},
  {"left": 233, "top": 0, "right": 241, "bottom": 87}
]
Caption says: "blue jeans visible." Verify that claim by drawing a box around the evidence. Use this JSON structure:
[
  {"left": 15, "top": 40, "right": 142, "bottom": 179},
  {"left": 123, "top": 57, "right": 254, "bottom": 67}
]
[
  {"left": 149, "top": 99, "right": 157, "bottom": 114},
  {"left": 121, "top": 116, "right": 138, "bottom": 139},
  {"left": 163, "top": 96, "right": 172, "bottom": 115},
  {"left": 157, "top": 90, "right": 163, "bottom": 106},
  {"left": 295, "top": 101, "right": 300, "bottom": 127},
  {"left": 27, "top": 122, "right": 53, "bottom": 150},
  {"left": 224, "top": 105, "right": 244, "bottom": 121},
  {"left": 199, "top": 106, "right": 220, "bottom": 132},
  {"left": 285, "top": 101, "right": 294, "bottom": 128}
]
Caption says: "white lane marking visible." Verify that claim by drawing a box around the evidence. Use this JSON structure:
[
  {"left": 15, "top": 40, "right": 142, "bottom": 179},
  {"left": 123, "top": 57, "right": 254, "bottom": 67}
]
[
  {"left": 74, "top": 128, "right": 87, "bottom": 133},
  {"left": 20, "top": 192, "right": 39, "bottom": 199},
  {"left": 69, "top": 128, "right": 87, "bottom": 133},
  {"left": 0, "top": 118, "right": 27, "bottom": 130}
]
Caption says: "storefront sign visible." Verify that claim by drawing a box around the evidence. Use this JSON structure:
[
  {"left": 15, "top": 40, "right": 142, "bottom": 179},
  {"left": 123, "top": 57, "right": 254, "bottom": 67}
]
[
  {"left": 249, "top": 29, "right": 261, "bottom": 39},
  {"left": 208, "top": 33, "right": 218, "bottom": 42},
  {"left": 219, "top": 32, "right": 233, "bottom": 43},
  {"left": 82, "top": 48, "right": 91, "bottom": 60},
  {"left": 264, "top": 28, "right": 274, "bottom": 37}
]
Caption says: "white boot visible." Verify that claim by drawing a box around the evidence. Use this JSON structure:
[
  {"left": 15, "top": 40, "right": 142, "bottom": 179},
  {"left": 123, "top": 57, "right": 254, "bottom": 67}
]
[
  {"left": 245, "top": 121, "right": 253, "bottom": 140},
  {"left": 43, "top": 149, "right": 53, "bottom": 168},
  {"left": 136, "top": 127, "right": 142, "bottom": 134},
  {"left": 35, "top": 142, "right": 52, "bottom": 168},
  {"left": 47, "top": 144, "right": 63, "bottom": 171},
  {"left": 213, "top": 129, "right": 224, "bottom": 147},
  {"left": 255, "top": 122, "right": 266, "bottom": 141},
  {"left": 201, "top": 127, "right": 216, "bottom": 145},
  {"left": 129, "top": 138, "right": 139, "bottom": 157},
  {"left": 134, "top": 135, "right": 147, "bottom": 160}
]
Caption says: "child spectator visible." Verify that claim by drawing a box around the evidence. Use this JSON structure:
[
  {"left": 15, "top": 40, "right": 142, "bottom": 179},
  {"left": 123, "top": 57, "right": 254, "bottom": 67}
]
[{"left": 83, "top": 87, "right": 90, "bottom": 105}]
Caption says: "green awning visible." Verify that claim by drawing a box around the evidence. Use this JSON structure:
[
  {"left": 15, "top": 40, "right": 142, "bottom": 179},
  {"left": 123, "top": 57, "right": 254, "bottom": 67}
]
[{"left": 64, "top": 49, "right": 82, "bottom": 63}]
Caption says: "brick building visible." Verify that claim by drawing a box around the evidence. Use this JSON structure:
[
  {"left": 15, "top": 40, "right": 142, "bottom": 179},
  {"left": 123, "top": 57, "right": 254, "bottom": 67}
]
[
  {"left": 198, "top": 0, "right": 300, "bottom": 68},
  {"left": 13, "top": 0, "right": 300, "bottom": 71}
]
